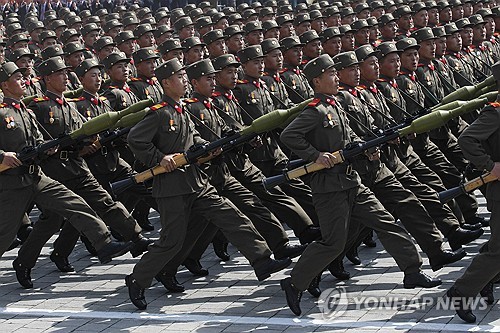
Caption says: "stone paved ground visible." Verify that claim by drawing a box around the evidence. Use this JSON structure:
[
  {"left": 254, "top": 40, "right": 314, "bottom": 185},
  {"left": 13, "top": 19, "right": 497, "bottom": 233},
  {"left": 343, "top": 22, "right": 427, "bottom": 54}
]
[{"left": 0, "top": 191, "right": 498, "bottom": 333}]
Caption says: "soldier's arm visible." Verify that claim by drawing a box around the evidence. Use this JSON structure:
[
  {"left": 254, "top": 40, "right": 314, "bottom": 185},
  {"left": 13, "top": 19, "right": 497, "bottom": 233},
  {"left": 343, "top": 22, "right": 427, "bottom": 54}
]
[
  {"left": 127, "top": 110, "right": 165, "bottom": 167},
  {"left": 458, "top": 107, "right": 499, "bottom": 172},
  {"left": 280, "top": 107, "right": 321, "bottom": 162}
]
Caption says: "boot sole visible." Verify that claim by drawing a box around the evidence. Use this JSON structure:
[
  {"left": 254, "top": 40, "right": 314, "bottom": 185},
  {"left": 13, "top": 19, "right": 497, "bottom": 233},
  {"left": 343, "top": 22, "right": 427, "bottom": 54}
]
[{"left": 431, "top": 250, "right": 467, "bottom": 272}]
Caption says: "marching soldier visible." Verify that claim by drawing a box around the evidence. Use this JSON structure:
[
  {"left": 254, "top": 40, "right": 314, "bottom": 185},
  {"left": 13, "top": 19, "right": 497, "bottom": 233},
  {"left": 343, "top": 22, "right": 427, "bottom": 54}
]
[
  {"left": 124, "top": 58, "right": 292, "bottom": 310},
  {"left": 262, "top": 38, "right": 292, "bottom": 109},
  {"left": 129, "top": 48, "right": 164, "bottom": 104}
]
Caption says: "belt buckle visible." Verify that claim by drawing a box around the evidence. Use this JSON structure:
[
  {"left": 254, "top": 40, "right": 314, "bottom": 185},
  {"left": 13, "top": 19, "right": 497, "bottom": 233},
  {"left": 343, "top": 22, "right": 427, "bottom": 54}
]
[
  {"left": 29, "top": 164, "right": 35, "bottom": 174},
  {"left": 60, "top": 150, "right": 68, "bottom": 160},
  {"left": 346, "top": 164, "right": 353, "bottom": 175}
]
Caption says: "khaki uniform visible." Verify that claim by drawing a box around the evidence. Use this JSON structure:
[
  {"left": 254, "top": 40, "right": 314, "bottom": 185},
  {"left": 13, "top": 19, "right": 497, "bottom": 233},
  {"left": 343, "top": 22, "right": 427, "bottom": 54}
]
[
  {"left": 0, "top": 97, "right": 111, "bottom": 258},
  {"left": 455, "top": 101, "right": 500, "bottom": 296},
  {"left": 281, "top": 93, "right": 422, "bottom": 291},
  {"left": 127, "top": 95, "right": 271, "bottom": 288}
]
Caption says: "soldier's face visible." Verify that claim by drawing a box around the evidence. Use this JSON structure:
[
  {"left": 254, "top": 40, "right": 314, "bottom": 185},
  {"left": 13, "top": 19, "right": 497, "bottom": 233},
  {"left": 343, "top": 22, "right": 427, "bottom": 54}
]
[
  {"left": 179, "top": 25, "right": 195, "bottom": 39},
  {"left": 413, "top": 10, "right": 429, "bottom": 28},
  {"left": 66, "top": 52, "right": 85, "bottom": 69},
  {"left": 185, "top": 46, "right": 204, "bottom": 65},
  {"left": 226, "top": 34, "right": 244, "bottom": 53},
  {"left": 360, "top": 56, "right": 379, "bottom": 82},
  {"left": 371, "top": 8, "right": 385, "bottom": 19},
  {"left": 460, "top": 27, "right": 473, "bottom": 46},
  {"left": 315, "top": 67, "right": 339, "bottom": 95},
  {"left": 136, "top": 59, "right": 156, "bottom": 78},
  {"left": 264, "top": 28, "right": 280, "bottom": 40},
  {"left": 264, "top": 49, "right": 283, "bottom": 71},
  {"left": 311, "top": 19, "right": 325, "bottom": 33},
  {"left": 381, "top": 21, "right": 398, "bottom": 39},
  {"left": 242, "top": 58, "right": 265, "bottom": 78},
  {"left": 16, "top": 56, "right": 34, "bottom": 72},
  {"left": 208, "top": 40, "right": 227, "bottom": 58},
  {"left": 164, "top": 70, "right": 188, "bottom": 99},
  {"left": 435, "top": 37, "right": 447, "bottom": 56},
  {"left": 167, "top": 50, "right": 184, "bottom": 63},
  {"left": 341, "top": 33, "right": 355, "bottom": 51},
  {"left": 12, "top": 41, "right": 28, "bottom": 50},
  {"left": 419, "top": 39, "right": 436, "bottom": 60},
  {"left": 428, "top": 8, "right": 439, "bottom": 24},
  {"left": 295, "top": 22, "right": 311, "bottom": 36},
  {"left": 46, "top": 69, "right": 68, "bottom": 93},
  {"left": 246, "top": 30, "right": 264, "bottom": 46},
  {"left": 446, "top": 32, "right": 462, "bottom": 51},
  {"left": 473, "top": 23, "right": 486, "bottom": 42},
  {"left": 452, "top": 5, "right": 464, "bottom": 20},
  {"left": 400, "top": 48, "right": 419, "bottom": 71},
  {"left": 138, "top": 32, "right": 155, "bottom": 48},
  {"left": 98, "top": 45, "right": 116, "bottom": 61},
  {"left": 485, "top": 17, "right": 495, "bottom": 37},
  {"left": 304, "top": 40, "right": 322, "bottom": 58},
  {"left": 108, "top": 61, "right": 130, "bottom": 82},
  {"left": 81, "top": 67, "right": 102, "bottom": 94},
  {"left": 108, "top": 27, "right": 122, "bottom": 39},
  {"left": 280, "top": 22, "right": 295, "bottom": 38},
  {"left": 283, "top": 46, "right": 303, "bottom": 66},
  {"left": 2, "top": 72, "right": 26, "bottom": 98},
  {"left": 322, "top": 37, "right": 342, "bottom": 56},
  {"left": 354, "top": 28, "right": 370, "bottom": 46},
  {"left": 215, "top": 19, "right": 229, "bottom": 31},
  {"left": 84, "top": 31, "right": 100, "bottom": 47},
  {"left": 216, "top": 66, "right": 239, "bottom": 90},
  {"left": 325, "top": 14, "right": 341, "bottom": 26},
  {"left": 338, "top": 65, "right": 360, "bottom": 87},
  {"left": 440, "top": 8, "right": 452, "bottom": 23},
  {"left": 118, "top": 39, "right": 135, "bottom": 56},
  {"left": 192, "top": 73, "right": 216, "bottom": 97},
  {"left": 398, "top": 14, "right": 413, "bottom": 31},
  {"left": 463, "top": 3, "right": 473, "bottom": 17},
  {"left": 379, "top": 53, "right": 400, "bottom": 78}
]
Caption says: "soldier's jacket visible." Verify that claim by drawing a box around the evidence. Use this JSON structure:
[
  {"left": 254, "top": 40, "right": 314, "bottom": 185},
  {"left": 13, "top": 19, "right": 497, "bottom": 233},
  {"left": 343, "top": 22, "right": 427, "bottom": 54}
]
[
  {"left": 28, "top": 41, "right": 41, "bottom": 59},
  {"left": 67, "top": 71, "right": 82, "bottom": 91},
  {"left": 24, "top": 75, "right": 45, "bottom": 97},
  {"left": 74, "top": 90, "right": 121, "bottom": 174},
  {"left": 102, "top": 81, "right": 141, "bottom": 111},
  {"left": 262, "top": 69, "right": 293, "bottom": 109},
  {"left": 126, "top": 95, "right": 208, "bottom": 198},
  {"left": 299, "top": 56, "right": 312, "bottom": 70},
  {"left": 461, "top": 46, "right": 488, "bottom": 81},
  {"left": 337, "top": 84, "right": 385, "bottom": 176},
  {"left": 445, "top": 50, "right": 478, "bottom": 87},
  {"left": 415, "top": 59, "right": 445, "bottom": 107},
  {"left": 470, "top": 42, "right": 495, "bottom": 77},
  {"left": 280, "top": 93, "right": 361, "bottom": 194},
  {"left": 129, "top": 75, "right": 164, "bottom": 103},
  {"left": 279, "top": 63, "right": 314, "bottom": 104},
  {"left": 458, "top": 101, "right": 500, "bottom": 200},
  {"left": 434, "top": 57, "right": 459, "bottom": 96},
  {"left": 212, "top": 85, "right": 254, "bottom": 173},
  {"left": 0, "top": 98, "right": 45, "bottom": 188},
  {"left": 29, "top": 91, "right": 90, "bottom": 182},
  {"left": 233, "top": 75, "right": 287, "bottom": 164},
  {"left": 486, "top": 36, "right": 500, "bottom": 60},
  {"left": 83, "top": 47, "right": 99, "bottom": 63}
]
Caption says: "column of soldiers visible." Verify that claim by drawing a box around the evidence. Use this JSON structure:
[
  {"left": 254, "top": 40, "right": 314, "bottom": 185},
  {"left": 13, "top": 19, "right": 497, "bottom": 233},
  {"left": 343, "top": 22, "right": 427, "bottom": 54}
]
[{"left": 0, "top": 0, "right": 499, "bottom": 323}]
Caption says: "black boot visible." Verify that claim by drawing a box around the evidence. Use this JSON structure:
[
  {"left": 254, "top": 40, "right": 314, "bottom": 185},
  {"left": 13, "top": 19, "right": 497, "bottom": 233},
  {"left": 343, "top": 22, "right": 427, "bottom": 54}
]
[
  {"left": 50, "top": 252, "right": 75, "bottom": 272},
  {"left": 480, "top": 281, "right": 495, "bottom": 305},
  {"left": 13, "top": 259, "right": 33, "bottom": 289},
  {"left": 274, "top": 243, "right": 307, "bottom": 260},
  {"left": 253, "top": 257, "right": 292, "bottom": 281},
  {"left": 155, "top": 273, "right": 185, "bottom": 292},
  {"left": 130, "top": 236, "right": 154, "bottom": 258},
  {"left": 213, "top": 237, "right": 230, "bottom": 261},
  {"left": 17, "top": 224, "right": 33, "bottom": 244},
  {"left": 362, "top": 230, "right": 376, "bottom": 248},
  {"left": 346, "top": 246, "right": 361, "bottom": 265},
  {"left": 298, "top": 226, "right": 321, "bottom": 244},
  {"left": 183, "top": 258, "right": 209, "bottom": 277},
  {"left": 307, "top": 273, "right": 322, "bottom": 298},
  {"left": 281, "top": 277, "right": 302, "bottom": 316},
  {"left": 132, "top": 202, "right": 154, "bottom": 231},
  {"left": 403, "top": 271, "right": 441, "bottom": 289},
  {"left": 446, "top": 286, "right": 476, "bottom": 323},
  {"left": 97, "top": 241, "right": 134, "bottom": 264},
  {"left": 429, "top": 248, "right": 466, "bottom": 271},
  {"left": 125, "top": 275, "right": 147, "bottom": 310},
  {"left": 448, "top": 227, "right": 484, "bottom": 251},
  {"left": 328, "top": 258, "right": 350, "bottom": 280},
  {"left": 461, "top": 223, "right": 483, "bottom": 231}
]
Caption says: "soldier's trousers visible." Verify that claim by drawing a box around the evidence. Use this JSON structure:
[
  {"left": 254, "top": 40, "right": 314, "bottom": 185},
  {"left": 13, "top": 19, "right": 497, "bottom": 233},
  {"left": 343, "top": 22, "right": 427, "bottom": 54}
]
[
  {"left": 18, "top": 174, "right": 141, "bottom": 267},
  {"left": 171, "top": 169, "right": 289, "bottom": 272},
  {"left": 132, "top": 184, "right": 271, "bottom": 288},
  {"left": 454, "top": 198, "right": 500, "bottom": 296},
  {"left": 391, "top": 157, "right": 460, "bottom": 237},
  {"left": 291, "top": 184, "right": 422, "bottom": 291},
  {"left": 361, "top": 163, "right": 444, "bottom": 257},
  {"left": 1, "top": 174, "right": 110, "bottom": 260},
  {"left": 253, "top": 160, "right": 319, "bottom": 225},
  {"left": 416, "top": 139, "right": 478, "bottom": 220},
  {"left": 229, "top": 161, "right": 314, "bottom": 236}
]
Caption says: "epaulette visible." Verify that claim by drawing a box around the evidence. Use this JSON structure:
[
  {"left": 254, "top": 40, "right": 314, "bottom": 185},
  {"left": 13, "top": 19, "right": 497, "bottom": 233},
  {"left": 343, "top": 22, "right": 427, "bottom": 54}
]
[
  {"left": 150, "top": 102, "right": 168, "bottom": 111},
  {"left": 237, "top": 79, "right": 249, "bottom": 84},
  {"left": 32, "top": 77, "right": 40, "bottom": 83},
  {"left": 487, "top": 102, "right": 500, "bottom": 109},
  {"left": 184, "top": 97, "right": 199, "bottom": 103},
  {"left": 99, "top": 96, "right": 107, "bottom": 101},
  {"left": 108, "top": 85, "right": 118, "bottom": 89},
  {"left": 130, "top": 77, "right": 142, "bottom": 82},
  {"left": 279, "top": 68, "right": 288, "bottom": 74},
  {"left": 308, "top": 98, "right": 320, "bottom": 107},
  {"left": 377, "top": 78, "right": 389, "bottom": 83},
  {"left": 212, "top": 91, "right": 222, "bottom": 97},
  {"left": 0, "top": 103, "right": 7, "bottom": 108},
  {"left": 357, "top": 85, "right": 367, "bottom": 90},
  {"left": 34, "top": 96, "right": 50, "bottom": 102},
  {"left": 66, "top": 98, "right": 81, "bottom": 102}
]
